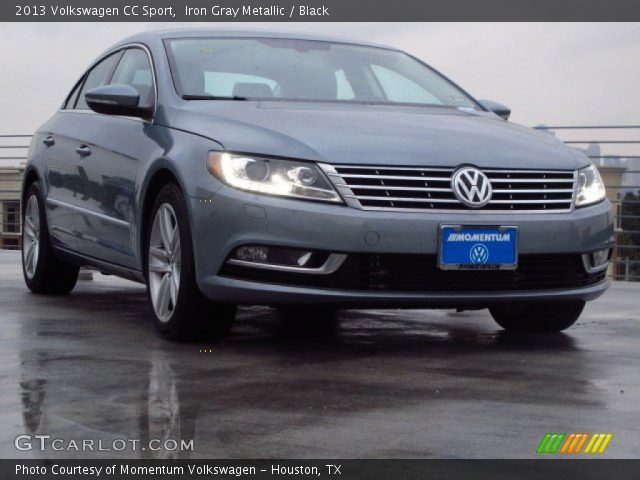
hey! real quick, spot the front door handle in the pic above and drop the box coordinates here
[76,145,91,157]
[43,136,55,147]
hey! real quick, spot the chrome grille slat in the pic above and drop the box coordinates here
[492,188,574,193]
[328,165,454,171]
[344,185,574,194]
[344,195,460,203]
[332,174,453,181]
[348,196,570,204]
[487,178,574,184]
[485,199,571,204]
[322,164,577,213]
[344,185,453,192]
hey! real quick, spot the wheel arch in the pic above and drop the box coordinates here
[21,167,42,208]
[138,162,189,275]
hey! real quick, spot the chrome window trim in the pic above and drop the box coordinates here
[226,253,348,275]
[58,42,158,123]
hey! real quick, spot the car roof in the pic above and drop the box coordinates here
[113,28,397,51]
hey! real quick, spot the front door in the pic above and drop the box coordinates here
[66,47,156,269]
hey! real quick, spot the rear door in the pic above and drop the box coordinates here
[42,121,79,251]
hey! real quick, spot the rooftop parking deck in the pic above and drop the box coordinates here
[0,250,638,458]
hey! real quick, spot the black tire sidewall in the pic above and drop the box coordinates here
[22,183,51,290]
[22,182,79,294]
[490,301,584,333]
[145,183,198,337]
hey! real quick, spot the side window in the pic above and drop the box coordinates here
[75,52,121,110]
[110,48,154,107]
[64,80,83,109]
[370,64,443,105]
[335,69,355,100]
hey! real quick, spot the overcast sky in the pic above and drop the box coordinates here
[0,22,638,136]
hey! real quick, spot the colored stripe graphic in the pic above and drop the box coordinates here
[573,433,590,453]
[537,433,566,453]
[560,433,575,453]
[538,433,613,454]
[560,433,589,453]
[584,433,613,453]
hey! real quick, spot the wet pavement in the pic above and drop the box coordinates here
[0,250,638,459]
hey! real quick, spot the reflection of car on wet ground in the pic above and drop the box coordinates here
[22,29,612,340]
[19,351,194,459]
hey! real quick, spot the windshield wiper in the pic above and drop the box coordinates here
[182,94,247,101]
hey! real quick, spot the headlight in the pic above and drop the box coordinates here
[207,152,342,203]
[575,164,606,207]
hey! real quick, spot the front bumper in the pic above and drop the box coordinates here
[190,186,613,307]
[200,275,609,308]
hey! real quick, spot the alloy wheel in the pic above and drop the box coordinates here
[22,195,40,279]
[148,203,181,322]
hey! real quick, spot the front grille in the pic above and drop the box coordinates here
[322,165,576,212]
[221,253,605,292]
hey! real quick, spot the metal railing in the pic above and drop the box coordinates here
[0,135,28,250]
[536,125,640,281]
[2,129,639,281]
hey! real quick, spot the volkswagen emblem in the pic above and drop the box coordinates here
[451,167,492,207]
[470,244,489,264]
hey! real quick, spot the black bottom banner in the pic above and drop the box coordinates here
[4,459,639,480]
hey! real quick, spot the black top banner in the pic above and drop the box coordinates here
[5,0,640,21]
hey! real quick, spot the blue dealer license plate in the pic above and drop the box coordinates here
[439,225,518,270]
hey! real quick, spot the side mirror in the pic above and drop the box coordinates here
[478,100,511,121]
[85,84,152,118]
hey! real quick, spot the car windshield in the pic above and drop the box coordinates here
[165,37,479,108]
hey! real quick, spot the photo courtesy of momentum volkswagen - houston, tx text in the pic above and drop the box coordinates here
[21,28,613,340]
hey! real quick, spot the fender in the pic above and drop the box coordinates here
[136,158,190,271]
[21,165,43,203]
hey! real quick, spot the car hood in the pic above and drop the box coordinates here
[170,101,583,170]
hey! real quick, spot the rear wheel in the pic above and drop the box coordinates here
[146,183,236,341]
[489,301,585,333]
[22,182,79,294]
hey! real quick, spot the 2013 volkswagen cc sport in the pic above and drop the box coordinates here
[22,29,613,339]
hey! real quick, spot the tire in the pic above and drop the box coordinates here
[22,182,79,294]
[489,301,585,333]
[145,183,236,341]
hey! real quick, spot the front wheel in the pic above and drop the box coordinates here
[489,301,585,333]
[146,183,236,341]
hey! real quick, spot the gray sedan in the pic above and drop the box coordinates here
[21,29,613,339]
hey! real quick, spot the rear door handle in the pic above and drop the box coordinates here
[43,136,55,147]
[76,145,91,157]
